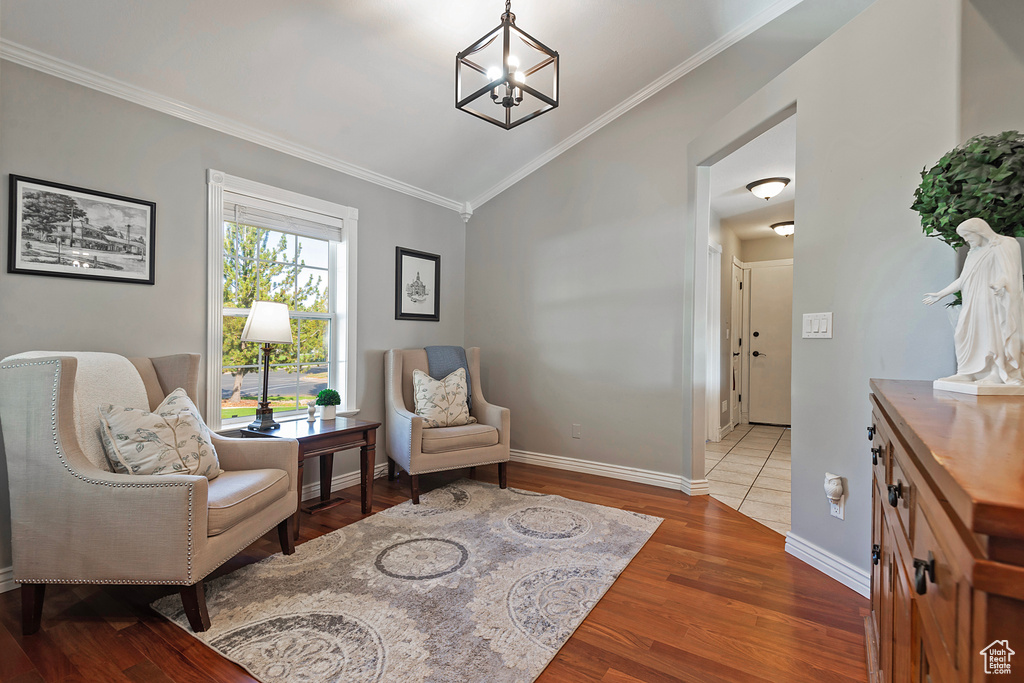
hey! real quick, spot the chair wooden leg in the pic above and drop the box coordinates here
[180,582,211,633]
[498,462,508,489]
[21,583,45,635]
[278,517,295,555]
[387,457,397,481]
[469,466,477,479]
[410,474,420,504]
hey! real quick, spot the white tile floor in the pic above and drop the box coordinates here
[706,424,791,535]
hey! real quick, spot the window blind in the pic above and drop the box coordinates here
[223,191,344,242]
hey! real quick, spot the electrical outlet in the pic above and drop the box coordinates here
[572,423,582,439]
[830,497,845,520]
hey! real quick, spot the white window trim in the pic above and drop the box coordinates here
[206,169,359,431]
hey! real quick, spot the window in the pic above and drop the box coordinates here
[206,171,358,431]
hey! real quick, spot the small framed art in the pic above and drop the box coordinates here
[8,175,156,285]
[395,246,440,321]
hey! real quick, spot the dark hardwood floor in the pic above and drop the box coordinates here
[0,463,869,683]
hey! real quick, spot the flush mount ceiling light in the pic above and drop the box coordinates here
[746,177,791,201]
[772,221,795,237]
[456,0,559,130]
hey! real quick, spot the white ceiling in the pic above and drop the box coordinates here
[1,1,859,213]
[710,114,796,240]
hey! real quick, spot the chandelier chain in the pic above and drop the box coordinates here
[505,0,511,15]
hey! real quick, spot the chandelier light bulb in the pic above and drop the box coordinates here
[513,71,525,84]
[507,55,520,69]
[746,177,791,201]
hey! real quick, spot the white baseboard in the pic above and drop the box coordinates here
[0,565,15,594]
[785,532,870,598]
[719,423,734,440]
[683,478,710,496]
[300,462,388,503]
[509,448,708,496]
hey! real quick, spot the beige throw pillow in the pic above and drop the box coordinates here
[98,388,221,479]
[413,368,477,428]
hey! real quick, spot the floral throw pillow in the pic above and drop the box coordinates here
[98,388,221,479]
[413,368,478,428]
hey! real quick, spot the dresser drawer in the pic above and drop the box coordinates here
[911,502,963,676]
[869,405,890,485]
[888,444,914,538]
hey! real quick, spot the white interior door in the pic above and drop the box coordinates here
[730,262,744,426]
[748,264,793,425]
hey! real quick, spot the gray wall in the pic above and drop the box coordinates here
[961,0,1024,138]
[463,0,874,476]
[0,63,466,570]
[466,0,960,579]
[692,0,959,573]
[740,236,794,263]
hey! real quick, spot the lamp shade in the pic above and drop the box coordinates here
[241,301,293,344]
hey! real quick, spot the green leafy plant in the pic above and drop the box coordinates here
[315,389,341,406]
[912,131,1024,249]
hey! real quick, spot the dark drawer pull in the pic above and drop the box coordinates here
[871,544,881,566]
[887,481,903,508]
[871,446,882,466]
[867,425,876,441]
[913,553,936,595]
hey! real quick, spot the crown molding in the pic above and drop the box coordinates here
[0,40,464,214]
[469,0,805,209]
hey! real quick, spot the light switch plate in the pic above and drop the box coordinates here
[802,312,834,339]
[572,424,582,439]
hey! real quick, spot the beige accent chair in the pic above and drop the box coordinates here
[0,352,298,635]
[384,347,510,502]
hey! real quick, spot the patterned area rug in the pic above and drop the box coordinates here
[152,479,662,683]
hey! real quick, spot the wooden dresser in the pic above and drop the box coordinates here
[867,380,1024,683]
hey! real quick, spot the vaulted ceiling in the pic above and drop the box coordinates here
[1,1,865,213]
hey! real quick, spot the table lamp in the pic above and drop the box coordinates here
[241,301,293,431]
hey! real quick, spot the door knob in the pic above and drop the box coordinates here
[752,351,765,357]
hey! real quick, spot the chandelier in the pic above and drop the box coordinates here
[456,0,559,130]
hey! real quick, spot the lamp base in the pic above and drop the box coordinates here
[247,407,280,432]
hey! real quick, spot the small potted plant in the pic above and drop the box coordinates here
[315,389,341,420]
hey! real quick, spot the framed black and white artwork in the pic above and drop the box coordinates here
[8,175,156,285]
[395,246,440,321]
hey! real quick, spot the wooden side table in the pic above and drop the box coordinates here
[241,417,381,540]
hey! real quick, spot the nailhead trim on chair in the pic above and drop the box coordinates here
[2,359,196,584]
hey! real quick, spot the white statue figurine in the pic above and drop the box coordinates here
[924,217,1024,394]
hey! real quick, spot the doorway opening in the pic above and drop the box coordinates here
[702,114,795,534]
